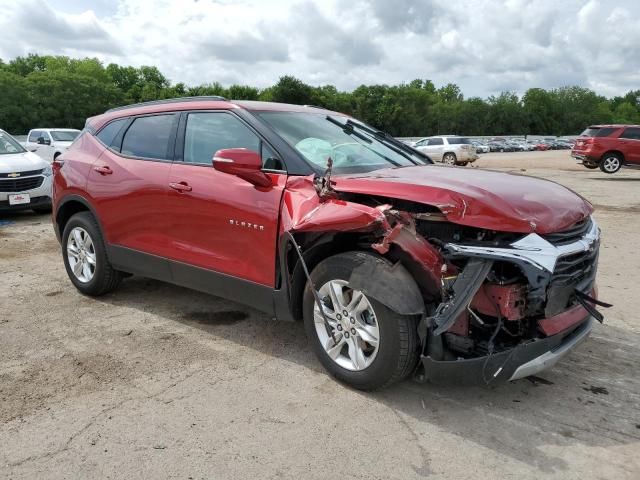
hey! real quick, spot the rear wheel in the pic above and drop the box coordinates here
[443,153,457,165]
[62,212,121,296]
[303,252,420,390]
[599,153,622,174]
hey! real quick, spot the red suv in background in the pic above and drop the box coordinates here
[572,124,640,173]
[53,97,604,390]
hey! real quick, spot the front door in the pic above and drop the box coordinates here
[166,111,286,288]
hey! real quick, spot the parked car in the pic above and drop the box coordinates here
[25,128,81,163]
[413,136,478,165]
[53,97,603,390]
[0,129,53,213]
[572,124,640,173]
[472,141,490,153]
[488,141,514,152]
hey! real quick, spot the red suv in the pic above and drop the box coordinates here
[572,124,640,173]
[53,97,605,390]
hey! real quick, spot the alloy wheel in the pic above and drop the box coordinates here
[313,280,380,371]
[602,156,620,173]
[443,153,456,165]
[67,227,96,283]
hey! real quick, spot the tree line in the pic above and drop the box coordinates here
[1,54,638,137]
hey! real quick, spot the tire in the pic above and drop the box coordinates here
[599,153,623,174]
[61,212,121,296]
[458,162,469,167]
[499,148,505,153]
[303,252,420,390]
[443,153,457,165]
[583,164,598,170]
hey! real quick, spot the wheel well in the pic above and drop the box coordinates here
[53,152,62,160]
[287,232,368,321]
[600,150,624,162]
[56,200,90,237]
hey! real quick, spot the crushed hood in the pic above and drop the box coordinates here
[332,165,593,234]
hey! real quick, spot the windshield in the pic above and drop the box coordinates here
[0,131,26,155]
[256,111,428,174]
[50,130,80,141]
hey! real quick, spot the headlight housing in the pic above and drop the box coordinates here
[43,165,53,177]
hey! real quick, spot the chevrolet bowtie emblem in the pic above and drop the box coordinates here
[7,172,20,178]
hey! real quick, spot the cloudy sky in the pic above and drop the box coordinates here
[0,0,638,98]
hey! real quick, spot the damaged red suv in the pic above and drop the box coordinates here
[53,97,605,390]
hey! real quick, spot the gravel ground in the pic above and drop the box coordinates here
[1,150,639,479]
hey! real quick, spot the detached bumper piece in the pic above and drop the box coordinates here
[419,316,593,385]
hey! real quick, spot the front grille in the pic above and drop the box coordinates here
[542,217,592,246]
[0,176,44,192]
[551,244,599,287]
[0,169,43,178]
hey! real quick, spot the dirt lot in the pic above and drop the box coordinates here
[1,150,639,479]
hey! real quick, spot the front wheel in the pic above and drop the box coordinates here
[599,153,622,174]
[303,252,419,390]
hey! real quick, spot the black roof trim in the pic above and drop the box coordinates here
[106,96,227,113]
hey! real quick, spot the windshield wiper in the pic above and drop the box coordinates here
[345,120,430,165]
[326,116,402,167]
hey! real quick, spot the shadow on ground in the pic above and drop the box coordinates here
[98,277,640,474]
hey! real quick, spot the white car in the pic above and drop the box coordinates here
[25,128,81,163]
[413,136,478,166]
[0,129,53,214]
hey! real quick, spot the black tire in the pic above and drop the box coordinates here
[61,211,121,296]
[458,162,469,167]
[303,252,420,390]
[599,153,623,174]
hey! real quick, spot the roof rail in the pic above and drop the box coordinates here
[106,96,227,113]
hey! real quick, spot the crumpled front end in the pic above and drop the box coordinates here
[278,172,606,385]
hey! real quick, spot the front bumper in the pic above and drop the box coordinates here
[420,316,593,385]
[0,175,52,212]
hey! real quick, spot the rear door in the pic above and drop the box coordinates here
[87,113,178,263]
[166,110,287,287]
[427,137,444,161]
[618,127,640,164]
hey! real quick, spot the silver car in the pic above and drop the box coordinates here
[413,136,478,166]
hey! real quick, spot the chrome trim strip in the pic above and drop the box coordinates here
[445,217,599,273]
[509,317,593,380]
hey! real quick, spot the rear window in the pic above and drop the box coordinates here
[121,114,177,160]
[580,127,617,137]
[446,137,472,145]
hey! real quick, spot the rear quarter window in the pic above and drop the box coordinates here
[96,119,128,148]
[580,127,617,137]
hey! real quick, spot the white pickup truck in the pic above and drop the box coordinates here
[25,128,81,162]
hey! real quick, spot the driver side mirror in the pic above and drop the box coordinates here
[212,148,272,188]
[37,137,51,146]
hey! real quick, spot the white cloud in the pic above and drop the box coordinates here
[0,0,638,97]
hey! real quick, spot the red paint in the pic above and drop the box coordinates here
[333,166,593,234]
[448,312,470,336]
[572,124,640,166]
[470,283,527,321]
[538,303,589,336]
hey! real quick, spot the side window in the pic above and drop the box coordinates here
[620,127,640,140]
[183,112,260,165]
[28,131,41,142]
[594,127,616,137]
[96,119,128,149]
[430,137,444,146]
[262,143,284,171]
[121,114,176,160]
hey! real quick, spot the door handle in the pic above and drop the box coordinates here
[94,166,113,175]
[169,182,192,192]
